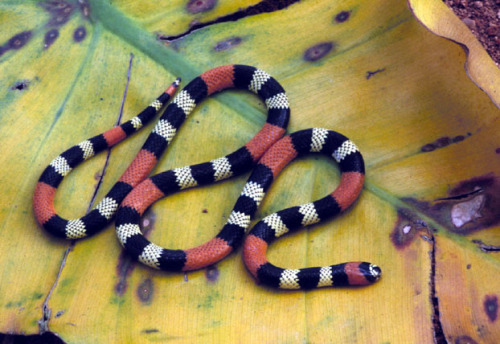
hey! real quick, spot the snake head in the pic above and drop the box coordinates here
[366,263,382,283]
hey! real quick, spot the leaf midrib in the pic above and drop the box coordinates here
[89,0,265,128]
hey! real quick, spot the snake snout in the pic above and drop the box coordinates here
[368,264,382,282]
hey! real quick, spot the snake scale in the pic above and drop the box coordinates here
[33,65,381,290]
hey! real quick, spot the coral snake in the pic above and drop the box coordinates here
[33,65,381,290]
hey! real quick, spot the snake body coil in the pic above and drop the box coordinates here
[33,79,181,239]
[33,65,289,239]
[242,129,381,289]
[33,65,381,290]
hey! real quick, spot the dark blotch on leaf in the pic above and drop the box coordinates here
[44,29,59,49]
[78,0,91,18]
[403,173,500,235]
[304,42,334,62]
[421,143,436,152]
[205,265,219,282]
[187,0,217,14]
[366,68,386,79]
[55,310,65,318]
[142,329,160,334]
[115,247,139,296]
[8,31,32,50]
[214,37,242,51]
[39,0,74,15]
[137,278,154,303]
[11,80,29,91]
[390,210,427,249]
[48,15,71,27]
[73,26,87,42]
[421,133,470,153]
[484,295,498,322]
[435,136,452,148]
[496,148,500,154]
[335,11,351,23]
[40,0,74,27]
[0,45,7,56]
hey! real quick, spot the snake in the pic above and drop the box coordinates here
[33,65,288,239]
[241,129,381,289]
[33,64,381,289]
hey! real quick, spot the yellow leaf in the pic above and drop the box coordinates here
[0,0,498,343]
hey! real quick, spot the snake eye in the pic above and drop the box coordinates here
[369,264,382,281]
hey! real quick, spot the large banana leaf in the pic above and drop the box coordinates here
[0,0,498,343]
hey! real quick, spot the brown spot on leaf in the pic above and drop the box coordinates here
[421,133,471,153]
[484,295,498,322]
[335,11,351,23]
[448,174,500,231]
[40,0,75,15]
[202,208,208,213]
[142,328,160,334]
[390,209,428,249]
[466,264,471,269]
[55,310,65,318]
[44,29,59,49]
[187,0,217,14]
[11,80,29,91]
[8,31,32,50]
[73,26,87,42]
[78,0,91,18]
[496,148,500,154]
[435,136,452,148]
[455,336,478,344]
[137,278,154,303]
[404,173,500,234]
[214,36,242,51]
[115,253,136,296]
[48,15,71,27]
[304,42,334,61]
[421,143,436,152]
[205,265,219,282]
[40,0,75,27]
[366,68,386,79]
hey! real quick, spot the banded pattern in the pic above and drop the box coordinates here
[33,78,181,239]
[115,65,290,271]
[242,128,381,289]
[34,65,290,241]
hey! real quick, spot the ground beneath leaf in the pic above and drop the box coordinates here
[443,0,500,65]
